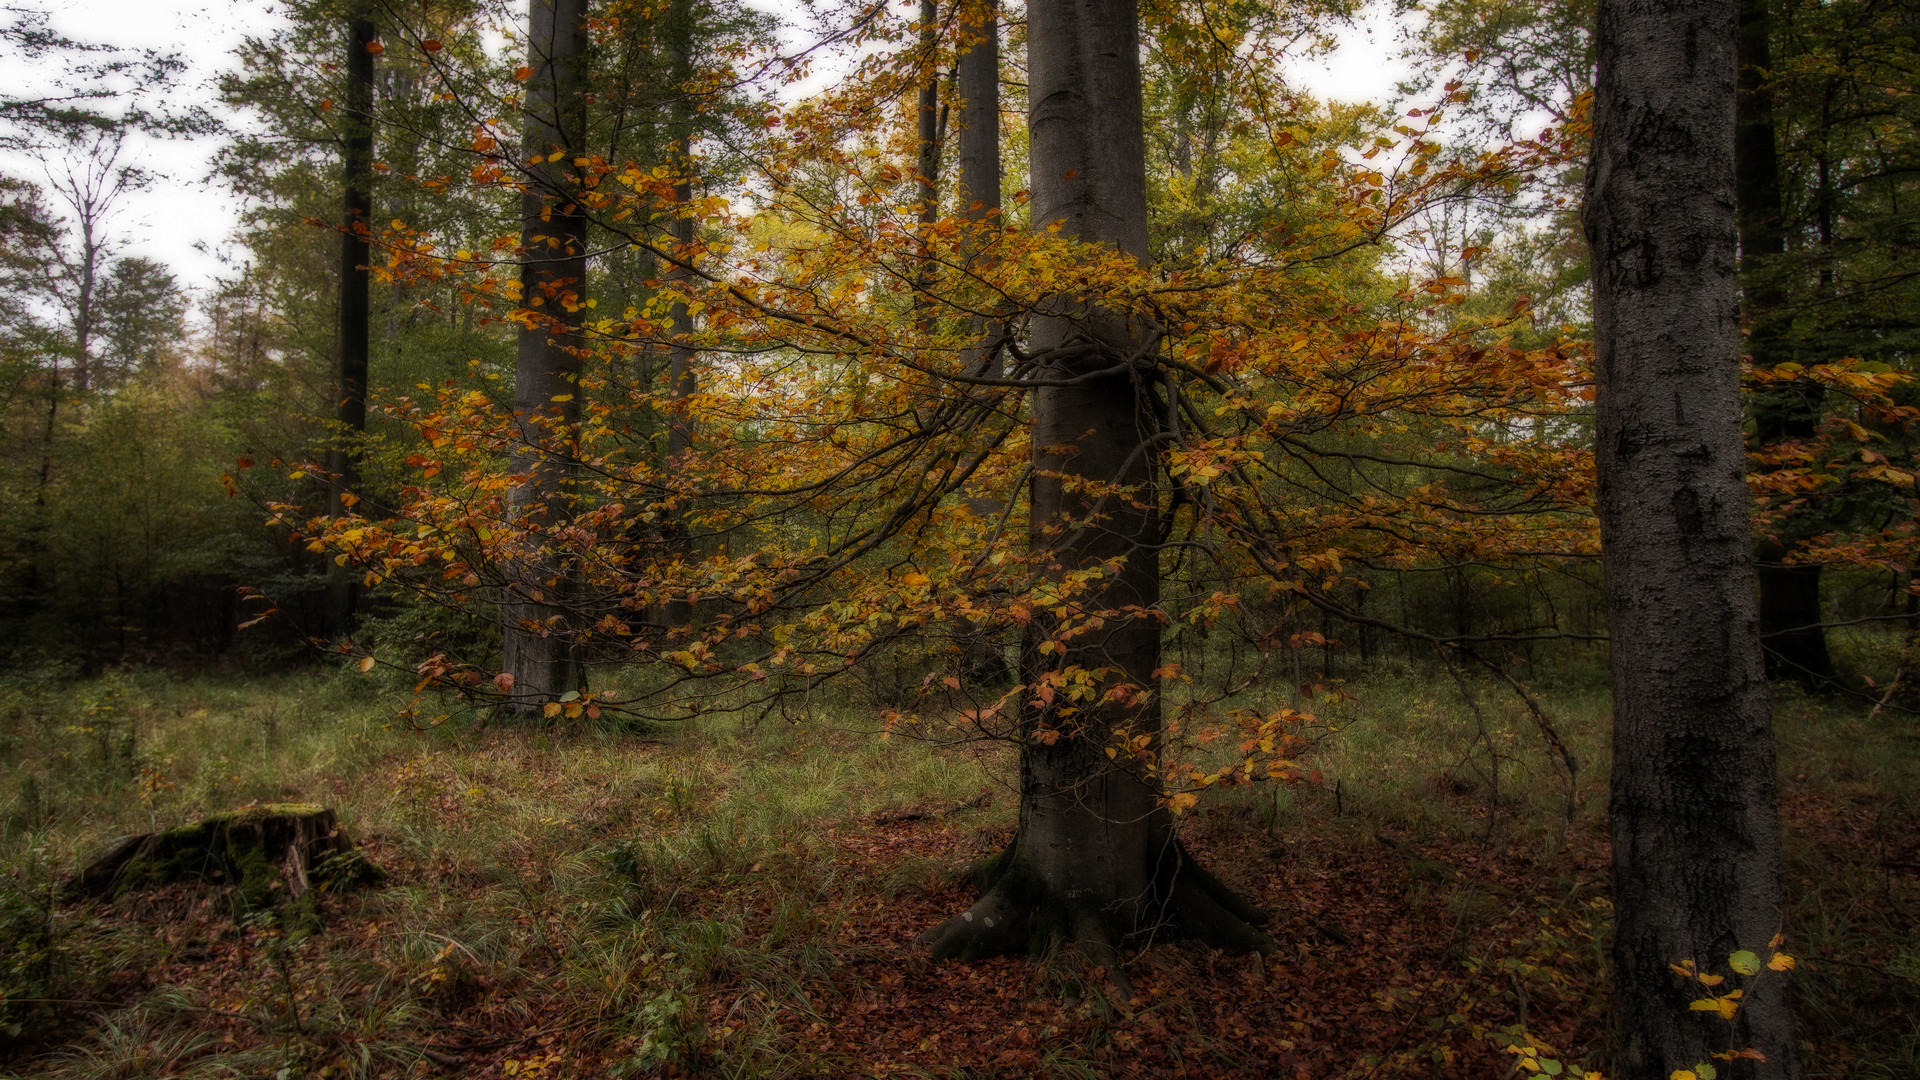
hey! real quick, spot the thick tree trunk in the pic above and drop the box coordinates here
[1587,2,1801,1077]
[1738,0,1832,688]
[921,0,1269,962]
[326,10,376,640]
[503,0,589,709]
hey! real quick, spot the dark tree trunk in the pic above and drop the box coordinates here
[954,0,1013,686]
[1738,0,1833,688]
[916,0,942,231]
[956,0,1000,228]
[661,0,696,630]
[921,0,1269,963]
[503,0,589,708]
[1587,1,1802,1077]
[326,10,376,640]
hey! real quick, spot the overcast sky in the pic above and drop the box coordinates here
[1,0,1409,299]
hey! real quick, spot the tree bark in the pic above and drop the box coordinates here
[1738,0,1832,688]
[325,10,376,640]
[503,0,589,709]
[956,0,1000,232]
[661,0,696,630]
[916,0,942,231]
[921,0,1269,962]
[954,0,1012,685]
[1587,1,1801,1076]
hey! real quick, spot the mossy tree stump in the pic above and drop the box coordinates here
[67,804,382,910]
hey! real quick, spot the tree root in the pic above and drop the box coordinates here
[920,838,1275,962]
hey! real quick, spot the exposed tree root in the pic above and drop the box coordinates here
[921,837,1274,962]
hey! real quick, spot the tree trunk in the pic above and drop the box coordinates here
[1587,2,1801,1077]
[326,10,376,640]
[921,0,1269,963]
[661,0,696,630]
[955,0,1013,686]
[1738,0,1832,688]
[916,0,941,231]
[956,0,999,229]
[503,0,589,709]
[74,223,95,395]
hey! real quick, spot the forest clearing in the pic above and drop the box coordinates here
[4,0,1920,1075]
[0,653,1913,1078]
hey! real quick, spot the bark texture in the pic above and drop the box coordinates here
[955,0,1001,226]
[921,0,1268,962]
[1736,0,1832,688]
[661,0,697,629]
[326,10,376,640]
[503,0,589,708]
[954,0,1013,685]
[1587,1,1801,1076]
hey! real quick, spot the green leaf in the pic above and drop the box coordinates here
[1728,950,1761,976]
[559,690,581,703]
[1541,1060,1564,1076]
[1697,1063,1718,1080]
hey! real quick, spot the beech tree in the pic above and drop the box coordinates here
[1586,0,1801,1075]
[326,8,377,639]
[502,0,591,708]
[921,0,1270,961]
[299,0,1591,969]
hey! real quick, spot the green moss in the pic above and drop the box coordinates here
[101,804,378,912]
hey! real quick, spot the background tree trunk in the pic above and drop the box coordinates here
[503,0,589,708]
[661,0,696,630]
[325,9,375,640]
[921,0,1267,962]
[1738,0,1833,689]
[1588,0,1801,1076]
[955,0,1011,686]
[956,0,1000,232]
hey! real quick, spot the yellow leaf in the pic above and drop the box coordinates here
[1672,1072,1698,1080]
[1767,953,1795,972]
[359,657,376,673]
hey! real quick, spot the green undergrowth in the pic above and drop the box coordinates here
[0,652,1912,1077]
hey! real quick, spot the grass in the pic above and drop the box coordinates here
[0,646,1913,1078]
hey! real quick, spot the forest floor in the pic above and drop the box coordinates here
[1,652,1915,1079]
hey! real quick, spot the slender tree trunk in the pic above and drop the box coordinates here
[917,0,941,232]
[74,227,95,395]
[956,0,1000,236]
[954,0,1012,686]
[921,0,1268,963]
[326,10,376,640]
[911,0,949,327]
[1738,0,1832,688]
[1587,1,1801,1076]
[502,0,589,708]
[661,0,696,630]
